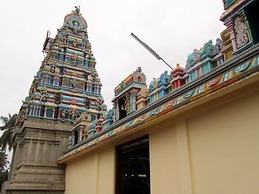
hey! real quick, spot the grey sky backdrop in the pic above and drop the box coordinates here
[0,0,225,119]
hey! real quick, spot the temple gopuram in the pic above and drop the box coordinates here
[2,6,106,194]
[3,0,259,194]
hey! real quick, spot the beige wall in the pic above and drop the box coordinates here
[148,89,259,194]
[188,90,259,194]
[64,88,259,194]
[149,123,180,194]
[65,146,115,194]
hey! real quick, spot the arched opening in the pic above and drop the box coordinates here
[85,98,90,108]
[40,105,45,117]
[118,96,127,120]
[137,76,142,82]
[54,107,59,119]
[74,129,79,145]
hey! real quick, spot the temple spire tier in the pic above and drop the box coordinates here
[4,7,106,194]
[16,7,105,127]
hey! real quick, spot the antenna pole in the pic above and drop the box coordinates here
[130,33,173,70]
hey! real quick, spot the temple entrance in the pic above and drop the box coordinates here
[116,135,150,194]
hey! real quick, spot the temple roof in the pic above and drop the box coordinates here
[113,67,146,101]
[63,6,88,31]
[58,45,259,163]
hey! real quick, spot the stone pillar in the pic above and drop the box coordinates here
[36,106,39,116]
[29,106,33,116]
[52,108,55,118]
[136,86,148,110]
[58,109,61,119]
[220,29,233,60]
[224,18,238,52]
[44,107,47,117]
[130,90,137,112]
[3,119,73,194]
[114,102,119,121]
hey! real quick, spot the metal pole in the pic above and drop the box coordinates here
[130,33,173,70]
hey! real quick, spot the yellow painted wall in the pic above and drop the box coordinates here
[188,90,259,194]
[65,146,115,194]
[65,152,97,194]
[64,87,259,194]
[148,90,259,194]
[149,123,180,194]
[97,147,115,194]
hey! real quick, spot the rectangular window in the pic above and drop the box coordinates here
[189,70,197,81]
[202,64,211,74]
[158,90,163,98]
[46,109,53,118]
[150,95,154,103]
[116,135,150,194]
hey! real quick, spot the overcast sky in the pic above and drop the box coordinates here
[0,0,225,119]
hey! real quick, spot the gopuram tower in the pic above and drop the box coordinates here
[3,7,105,194]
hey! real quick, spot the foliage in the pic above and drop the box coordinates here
[0,113,17,186]
[0,113,17,151]
[0,152,9,172]
[0,168,9,191]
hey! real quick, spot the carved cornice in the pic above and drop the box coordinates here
[57,44,259,163]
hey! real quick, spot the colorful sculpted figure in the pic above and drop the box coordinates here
[107,108,114,120]
[215,38,224,52]
[159,70,169,85]
[79,110,88,121]
[75,6,80,15]
[185,38,224,82]
[234,17,249,49]
[199,40,215,58]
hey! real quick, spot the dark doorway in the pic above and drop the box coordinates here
[74,129,78,145]
[118,96,127,120]
[40,105,45,117]
[54,107,59,119]
[245,1,259,44]
[116,135,150,194]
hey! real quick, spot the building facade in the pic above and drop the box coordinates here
[4,0,259,194]
[58,1,259,194]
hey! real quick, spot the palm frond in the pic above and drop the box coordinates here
[0,151,9,172]
[0,113,17,151]
[0,130,11,151]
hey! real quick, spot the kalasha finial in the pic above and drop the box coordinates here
[75,6,80,15]
[137,67,142,72]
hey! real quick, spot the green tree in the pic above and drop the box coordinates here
[0,151,9,171]
[0,113,17,178]
[0,165,9,191]
[0,114,17,151]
